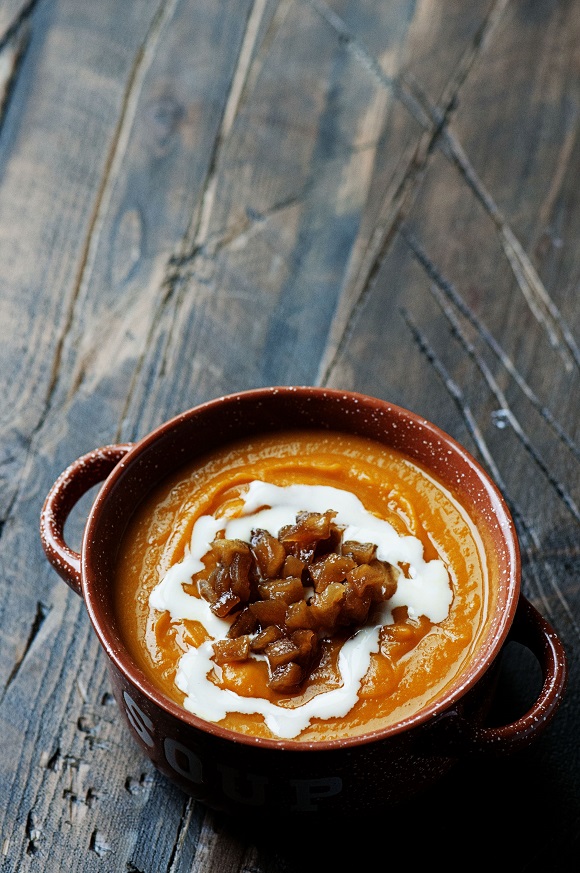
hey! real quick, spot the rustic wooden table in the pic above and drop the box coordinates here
[0,0,578,870]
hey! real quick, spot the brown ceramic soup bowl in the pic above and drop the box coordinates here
[40,387,567,819]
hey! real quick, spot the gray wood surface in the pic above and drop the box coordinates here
[0,0,578,870]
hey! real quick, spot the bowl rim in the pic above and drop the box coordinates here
[82,385,521,752]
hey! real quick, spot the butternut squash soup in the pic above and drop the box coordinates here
[114,429,488,742]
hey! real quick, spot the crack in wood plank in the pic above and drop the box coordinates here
[405,77,580,370]
[218,0,268,153]
[534,123,577,249]
[0,17,29,125]
[63,0,179,408]
[116,0,270,438]
[89,828,114,858]
[316,113,445,385]
[25,809,42,856]
[398,233,580,568]
[0,0,185,556]
[428,279,580,525]
[400,305,580,637]
[165,194,300,284]
[44,746,61,772]
[0,1,179,536]
[1,601,49,702]
[178,806,249,873]
[400,224,580,464]
[0,0,38,52]
[166,796,195,873]
[314,0,510,384]
[317,0,578,383]
[162,0,269,270]
[178,1,266,258]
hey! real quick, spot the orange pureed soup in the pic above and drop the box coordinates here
[114,429,489,742]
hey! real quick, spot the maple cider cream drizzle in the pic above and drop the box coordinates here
[114,430,489,742]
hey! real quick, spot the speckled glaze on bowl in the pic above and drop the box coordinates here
[40,387,567,819]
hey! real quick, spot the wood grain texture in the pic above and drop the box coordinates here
[0,0,578,870]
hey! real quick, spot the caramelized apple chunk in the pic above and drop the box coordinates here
[250,529,286,578]
[202,510,398,691]
[213,635,251,664]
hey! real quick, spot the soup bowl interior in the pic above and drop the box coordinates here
[83,386,519,749]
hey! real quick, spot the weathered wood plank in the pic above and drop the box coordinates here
[0,0,162,523]
[123,1,498,419]
[0,0,36,46]
[0,0,271,870]
[0,0,256,869]
[322,2,580,866]
[0,9,173,810]
[0,0,578,871]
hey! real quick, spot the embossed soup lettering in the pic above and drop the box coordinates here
[163,737,203,783]
[289,777,343,812]
[122,692,343,811]
[115,431,489,743]
[123,690,155,748]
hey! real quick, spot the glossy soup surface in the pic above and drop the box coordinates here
[114,429,490,742]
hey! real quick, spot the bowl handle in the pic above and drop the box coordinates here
[40,444,133,597]
[428,595,568,754]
